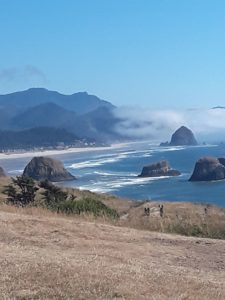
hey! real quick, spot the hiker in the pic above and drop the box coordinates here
[159,204,164,218]
[144,207,150,216]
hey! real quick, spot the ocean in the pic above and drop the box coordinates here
[1,142,225,207]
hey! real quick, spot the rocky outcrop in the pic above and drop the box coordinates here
[23,156,75,182]
[160,126,198,146]
[0,166,6,177]
[189,157,225,181]
[138,160,181,177]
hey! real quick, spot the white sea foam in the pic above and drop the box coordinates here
[7,169,24,174]
[69,154,127,169]
[105,176,170,189]
[77,175,172,193]
[94,171,138,177]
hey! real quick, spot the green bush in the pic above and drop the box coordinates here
[4,176,38,206]
[58,197,119,219]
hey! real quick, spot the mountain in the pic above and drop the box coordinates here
[10,102,77,130]
[0,88,115,116]
[67,106,124,142]
[0,88,122,143]
[0,127,84,150]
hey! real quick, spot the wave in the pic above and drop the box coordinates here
[76,175,173,193]
[7,169,24,174]
[94,171,138,177]
[69,154,127,169]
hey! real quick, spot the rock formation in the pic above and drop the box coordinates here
[160,126,198,146]
[189,157,225,181]
[0,166,6,177]
[23,156,75,182]
[138,160,180,177]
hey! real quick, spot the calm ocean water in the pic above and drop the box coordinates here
[1,142,225,207]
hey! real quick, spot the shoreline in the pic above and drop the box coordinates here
[0,143,129,160]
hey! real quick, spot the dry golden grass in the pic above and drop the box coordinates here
[119,201,225,239]
[1,177,225,299]
[0,206,225,299]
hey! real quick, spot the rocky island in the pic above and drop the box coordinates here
[160,126,198,146]
[138,160,181,177]
[23,156,75,182]
[189,156,225,181]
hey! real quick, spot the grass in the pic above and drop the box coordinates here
[119,200,225,239]
[0,177,225,299]
[58,197,119,218]
[0,206,224,299]
[1,176,225,239]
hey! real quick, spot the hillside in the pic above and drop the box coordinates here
[0,88,114,115]
[10,102,77,130]
[0,88,125,142]
[0,127,86,151]
[0,175,225,299]
[0,205,224,299]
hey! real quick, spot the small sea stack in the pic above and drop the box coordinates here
[138,160,181,177]
[23,156,75,182]
[160,126,198,146]
[189,157,225,181]
[0,166,7,177]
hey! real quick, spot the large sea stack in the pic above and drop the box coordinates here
[189,157,225,181]
[160,126,198,146]
[138,160,180,177]
[23,156,75,182]
[170,126,198,146]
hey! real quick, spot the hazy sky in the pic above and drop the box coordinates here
[1,0,225,108]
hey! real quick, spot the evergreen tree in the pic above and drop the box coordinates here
[4,176,38,206]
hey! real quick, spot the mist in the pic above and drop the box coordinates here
[113,106,225,143]
[0,65,47,88]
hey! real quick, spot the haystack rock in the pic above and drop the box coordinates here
[23,156,75,182]
[0,166,6,177]
[138,160,181,177]
[160,126,198,146]
[189,157,225,181]
[170,126,198,146]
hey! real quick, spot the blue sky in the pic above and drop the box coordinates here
[0,0,225,108]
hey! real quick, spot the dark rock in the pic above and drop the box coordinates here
[160,126,198,146]
[170,126,198,146]
[159,141,169,147]
[0,166,6,177]
[23,156,75,182]
[189,157,225,181]
[138,160,181,177]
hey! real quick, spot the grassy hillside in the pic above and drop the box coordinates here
[1,176,225,239]
[1,177,225,298]
[0,205,224,299]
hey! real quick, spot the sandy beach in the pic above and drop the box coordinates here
[0,143,129,160]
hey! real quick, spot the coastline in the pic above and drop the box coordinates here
[0,143,129,160]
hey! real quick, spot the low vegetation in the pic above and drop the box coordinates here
[1,176,225,239]
[0,176,225,299]
[3,176,119,219]
[120,201,225,240]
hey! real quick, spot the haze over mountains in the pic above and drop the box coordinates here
[0,88,123,144]
[1,88,225,149]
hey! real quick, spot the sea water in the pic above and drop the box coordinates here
[1,142,225,207]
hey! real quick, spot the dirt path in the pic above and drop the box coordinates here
[0,210,225,299]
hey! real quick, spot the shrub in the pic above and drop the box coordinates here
[4,176,38,206]
[58,197,119,219]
